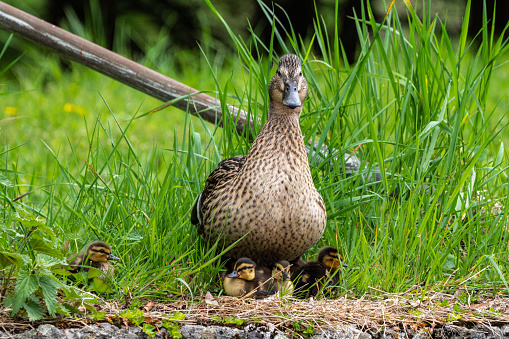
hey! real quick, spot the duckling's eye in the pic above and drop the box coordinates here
[99,249,105,254]
[276,70,281,77]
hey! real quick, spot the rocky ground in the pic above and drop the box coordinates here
[2,323,509,339]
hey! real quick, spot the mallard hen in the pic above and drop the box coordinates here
[68,240,120,281]
[191,54,326,267]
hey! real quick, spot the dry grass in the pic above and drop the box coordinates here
[2,288,508,336]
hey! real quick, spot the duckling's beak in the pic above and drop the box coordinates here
[282,271,290,281]
[108,254,121,261]
[282,80,301,109]
[342,263,348,268]
[227,270,239,278]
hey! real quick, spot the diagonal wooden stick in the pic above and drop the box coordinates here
[0,1,254,139]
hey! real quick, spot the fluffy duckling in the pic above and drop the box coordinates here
[223,258,271,297]
[191,54,326,267]
[269,260,294,296]
[68,241,121,281]
[293,247,346,299]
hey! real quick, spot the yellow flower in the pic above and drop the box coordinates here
[4,107,18,115]
[63,103,86,115]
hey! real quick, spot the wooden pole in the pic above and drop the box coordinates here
[0,1,254,139]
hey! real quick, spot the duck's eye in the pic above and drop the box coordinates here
[276,70,281,77]
[299,72,302,76]
[99,249,105,253]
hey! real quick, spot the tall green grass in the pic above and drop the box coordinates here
[1,0,509,319]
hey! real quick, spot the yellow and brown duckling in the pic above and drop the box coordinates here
[191,53,326,267]
[68,241,120,281]
[223,258,271,297]
[268,260,294,296]
[293,247,346,299]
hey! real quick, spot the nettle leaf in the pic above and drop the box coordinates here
[24,298,45,321]
[38,275,60,316]
[0,174,13,187]
[31,236,61,259]
[60,303,80,315]
[0,251,25,269]
[56,303,71,317]
[62,285,100,304]
[14,213,46,229]
[12,269,38,313]
[34,223,57,241]
[35,253,67,268]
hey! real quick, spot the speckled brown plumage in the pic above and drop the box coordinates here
[191,54,326,267]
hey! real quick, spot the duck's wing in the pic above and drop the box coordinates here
[293,263,327,298]
[68,253,84,273]
[191,155,246,231]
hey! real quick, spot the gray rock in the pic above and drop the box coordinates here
[312,328,371,338]
[5,323,168,339]
[5,323,509,339]
[179,324,288,339]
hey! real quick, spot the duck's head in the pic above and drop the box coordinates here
[272,260,291,282]
[227,258,256,281]
[318,246,347,270]
[86,241,121,263]
[269,54,308,115]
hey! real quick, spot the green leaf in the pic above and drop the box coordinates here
[0,251,25,269]
[88,267,103,279]
[14,212,46,229]
[120,309,145,326]
[94,311,106,321]
[31,237,63,259]
[0,174,12,187]
[92,277,113,293]
[24,298,46,321]
[12,269,38,313]
[56,303,72,317]
[36,253,66,268]
[142,324,157,338]
[38,275,60,316]
[60,302,81,315]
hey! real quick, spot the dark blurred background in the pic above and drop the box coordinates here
[3,0,508,65]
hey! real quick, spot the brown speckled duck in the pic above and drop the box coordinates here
[68,241,121,281]
[293,246,346,298]
[191,54,326,267]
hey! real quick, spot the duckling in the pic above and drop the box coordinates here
[268,260,294,296]
[293,247,346,299]
[68,241,121,282]
[223,258,271,297]
[191,54,326,267]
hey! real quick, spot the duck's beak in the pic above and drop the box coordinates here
[108,254,121,261]
[283,80,301,109]
[282,271,290,281]
[227,270,239,278]
[342,263,348,268]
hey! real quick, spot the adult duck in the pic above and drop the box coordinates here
[191,54,326,267]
